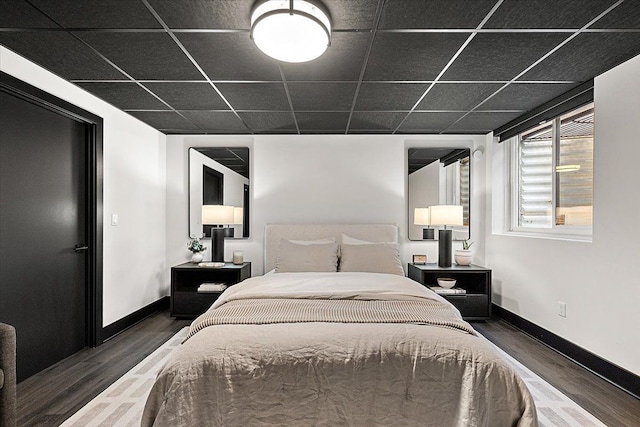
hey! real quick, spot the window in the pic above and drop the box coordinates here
[508,103,594,239]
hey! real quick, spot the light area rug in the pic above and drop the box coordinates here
[61,327,606,427]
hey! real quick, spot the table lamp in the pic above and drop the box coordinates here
[414,207,434,240]
[202,205,234,262]
[429,205,463,267]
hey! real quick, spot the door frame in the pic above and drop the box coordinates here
[0,71,103,347]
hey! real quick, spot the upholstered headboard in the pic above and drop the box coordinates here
[264,223,398,272]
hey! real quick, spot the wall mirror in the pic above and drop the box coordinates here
[189,147,250,239]
[408,147,470,241]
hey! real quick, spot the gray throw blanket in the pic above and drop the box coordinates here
[186,298,476,341]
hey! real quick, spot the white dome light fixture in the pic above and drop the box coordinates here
[250,0,331,63]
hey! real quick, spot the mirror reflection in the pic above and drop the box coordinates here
[189,147,250,239]
[408,148,470,241]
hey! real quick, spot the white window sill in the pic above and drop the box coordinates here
[494,229,592,243]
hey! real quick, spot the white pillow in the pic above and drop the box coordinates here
[341,233,396,245]
[341,234,374,245]
[289,237,336,245]
[338,243,404,276]
[275,240,339,273]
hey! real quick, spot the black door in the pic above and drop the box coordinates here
[0,89,88,381]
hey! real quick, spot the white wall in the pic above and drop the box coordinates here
[165,134,487,278]
[1,47,168,327]
[485,54,640,375]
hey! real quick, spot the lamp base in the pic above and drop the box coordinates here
[422,228,435,240]
[210,228,226,262]
[438,229,452,267]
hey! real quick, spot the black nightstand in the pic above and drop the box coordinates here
[408,263,491,320]
[170,262,251,318]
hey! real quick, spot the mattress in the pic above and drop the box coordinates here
[142,272,537,426]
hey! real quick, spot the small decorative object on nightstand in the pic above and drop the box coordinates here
[437,278,456,288]
[455,240,473,266]
[171,262,251,318]
[408,263,491,320]
[412,254,427,265]
[187,236,206,263]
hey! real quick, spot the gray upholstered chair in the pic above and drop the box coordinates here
[0,323,17,427]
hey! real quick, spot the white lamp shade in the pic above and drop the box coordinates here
[414,207,431,226]
[429,205,463,226]
[233,207,243,225]
[251,0,331,63]
[202,205,234,225]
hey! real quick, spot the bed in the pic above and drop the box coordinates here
[143,224,537,426]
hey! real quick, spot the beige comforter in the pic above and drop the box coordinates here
[142,272,537,426]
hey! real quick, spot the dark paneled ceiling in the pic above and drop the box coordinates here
[1,0,639,135]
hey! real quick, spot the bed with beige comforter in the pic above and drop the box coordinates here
[142,272,537,426]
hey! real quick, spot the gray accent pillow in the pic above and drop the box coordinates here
[338,243,404,276]
[275,240,339,272]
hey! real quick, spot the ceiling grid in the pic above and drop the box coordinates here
[1,0,639,135]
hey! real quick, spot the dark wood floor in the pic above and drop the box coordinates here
[472,320,640,427]
[15,313,639,426]
[15,311,189,426]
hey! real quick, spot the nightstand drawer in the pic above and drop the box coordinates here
[444,295,490,320]
[172,291,222,317]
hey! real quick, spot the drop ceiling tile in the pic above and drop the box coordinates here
[179,111,249,131]
[591,1,640,28]
[143,82,228,110]
[0,31,126,80]
[28,0,161,28]
[217,83,289,110]
[441,33,568,81]
[177,33,281,81]
[518,32,640,82]
[354,83,429,110]
[379,0,497,29]
[148,0,253,29]
[398,112,465,132]
[295,112,350,131]
[364,33,469,81]
[75,82,169,110]
[349,112,406,131]
[281,32,370,81]
[238,112,297,131]
[485,0,614,29]
[288,83,357,111]
[417,83,504,110]
[479,83,578,111]
[128,111,199,131]
[0,0,58,27]
[322,0,379,30]
[75,32,202,80]
[147,0,378,31]
[444,112,523,132]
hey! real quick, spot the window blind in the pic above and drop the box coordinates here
[518,125,553,227]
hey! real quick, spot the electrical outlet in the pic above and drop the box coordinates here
[558,302,566,317]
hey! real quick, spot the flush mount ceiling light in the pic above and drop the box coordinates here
[250,0,331,63]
